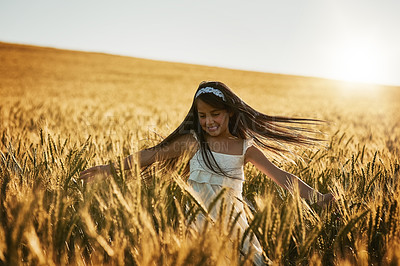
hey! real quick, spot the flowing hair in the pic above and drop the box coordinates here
[143,81,324,178]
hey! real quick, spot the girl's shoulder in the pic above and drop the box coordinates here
[243,137,254,154]
[182,131,200,148]
[189,129,199,142]
[177,131,199,147]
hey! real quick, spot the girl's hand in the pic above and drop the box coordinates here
[79,164,111,183]
[317,193,335,207]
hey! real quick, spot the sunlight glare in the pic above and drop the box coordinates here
[328,38,387,86]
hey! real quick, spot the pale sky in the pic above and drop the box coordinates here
[1,0,399,86]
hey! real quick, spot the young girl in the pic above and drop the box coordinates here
[80,81,334,265]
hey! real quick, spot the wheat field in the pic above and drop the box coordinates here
[1,42,400,265]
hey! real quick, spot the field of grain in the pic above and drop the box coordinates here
[1,42,400,265]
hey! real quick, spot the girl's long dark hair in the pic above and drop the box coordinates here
[144,81,324,178]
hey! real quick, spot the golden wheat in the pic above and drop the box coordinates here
[1,42,399,265]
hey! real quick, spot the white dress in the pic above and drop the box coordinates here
[187,136,269,265]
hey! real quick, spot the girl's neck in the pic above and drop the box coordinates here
[206,132,238,141]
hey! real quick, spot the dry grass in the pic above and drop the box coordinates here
[1,41,400,265]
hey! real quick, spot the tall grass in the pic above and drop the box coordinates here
[1,42,400,265]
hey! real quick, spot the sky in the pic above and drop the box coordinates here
[1,0,400,86]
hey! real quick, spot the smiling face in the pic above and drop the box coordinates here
[196,99,232,138]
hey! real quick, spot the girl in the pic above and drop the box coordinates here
[80,81,334,265]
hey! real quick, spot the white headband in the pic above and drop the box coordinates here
[195,87,226,101]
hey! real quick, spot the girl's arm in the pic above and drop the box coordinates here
[137,133,197,168]
[80,134,197,182]
[245,145,333,205]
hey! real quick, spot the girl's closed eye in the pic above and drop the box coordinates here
[198,112,220,118]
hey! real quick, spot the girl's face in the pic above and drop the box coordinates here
[196,99,232,137]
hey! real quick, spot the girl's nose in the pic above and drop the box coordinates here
[205,116,213,125]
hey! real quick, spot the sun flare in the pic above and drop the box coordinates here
[328,38,387,85]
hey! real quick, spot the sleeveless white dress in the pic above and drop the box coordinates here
[187,136,269,265]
